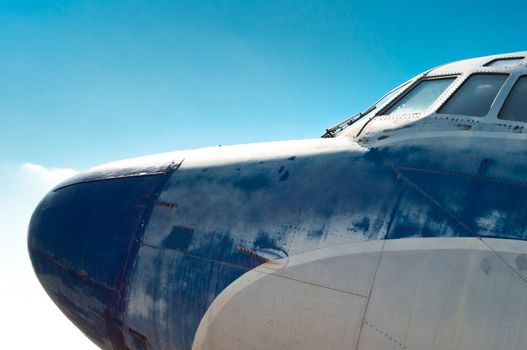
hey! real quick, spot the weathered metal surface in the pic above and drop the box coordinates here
[124,138,401,350]
[194,238,527,350]
[28,51,527,350]
[356,238,527,350]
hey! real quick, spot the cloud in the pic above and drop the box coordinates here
[0,163,96,349]
[20,162,77,188]
[0,162,78,238]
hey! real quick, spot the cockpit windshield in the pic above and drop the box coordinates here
[383,77,456,116]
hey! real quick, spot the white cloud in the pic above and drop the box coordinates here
[0,163,78,227]
[20,162,78,188]
[0,163,96,350]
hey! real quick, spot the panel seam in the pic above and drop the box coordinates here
[353,239,386,350]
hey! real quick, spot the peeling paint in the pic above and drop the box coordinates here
[232,173,271,191]
[163,226,194,252]
[279,170,290,181]
[515,254,527,270]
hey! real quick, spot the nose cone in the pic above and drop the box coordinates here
[28,174,166,349]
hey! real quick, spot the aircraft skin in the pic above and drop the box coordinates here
[28,52,527,350]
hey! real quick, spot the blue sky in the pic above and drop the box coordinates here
[2,0,525,169]
[0,1,525,348]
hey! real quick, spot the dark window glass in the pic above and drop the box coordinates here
[438,74,508,117]
[499,76,527,122]
[484,57,524,68]
[384,77,456,116]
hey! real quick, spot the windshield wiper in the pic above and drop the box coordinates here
[321,105,376,138]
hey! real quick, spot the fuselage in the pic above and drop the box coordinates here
[29,52,527,349]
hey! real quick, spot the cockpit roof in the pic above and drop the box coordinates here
[428,52,527,76]
[324,51,527,139]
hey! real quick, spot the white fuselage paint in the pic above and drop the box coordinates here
[193,238,527,350]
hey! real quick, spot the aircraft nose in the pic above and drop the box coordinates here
[28,174,166,349]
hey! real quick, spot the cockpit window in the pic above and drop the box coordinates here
[438,74,508,117]
[383,77,456,116]
[484,57,524,68]
[499,76,527,122]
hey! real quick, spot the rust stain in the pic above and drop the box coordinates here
[156,201,177,209]
[236,246,269,262]
[32,240,117,293]
[127,326,148,342]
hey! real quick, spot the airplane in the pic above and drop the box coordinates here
[28,51,527,350]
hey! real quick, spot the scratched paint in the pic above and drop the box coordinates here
[125,142,401,349]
